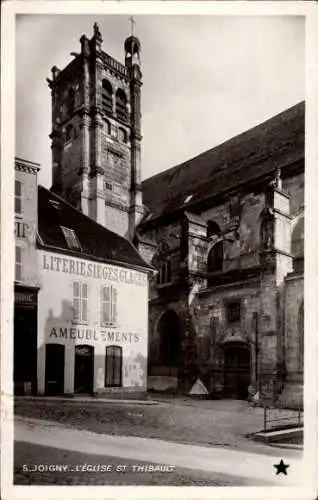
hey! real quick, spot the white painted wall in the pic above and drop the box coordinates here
[37,250,149,395]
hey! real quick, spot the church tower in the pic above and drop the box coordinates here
[47,23,144,239]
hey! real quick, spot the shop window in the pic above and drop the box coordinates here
[60,226,81,250]
[115,89,128,122]
[73,281,88,322]
[227,301,241,324]
[15,246,22,282]
[105,345,122,387]
[118,127,127,143]
[157,260,172,286]
[15,180,23,215]
[101,285,117,326]
[102,80,113,115]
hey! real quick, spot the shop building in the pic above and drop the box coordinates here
[14,158,41,395]
[37,186,152,397]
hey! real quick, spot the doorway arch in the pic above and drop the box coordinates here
[223,343,250,399]
[158,309,180,368]
[74,345,94,394]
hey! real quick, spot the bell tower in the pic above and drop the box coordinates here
[47,23,144,239]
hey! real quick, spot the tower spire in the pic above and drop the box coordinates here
[129,16,136,36]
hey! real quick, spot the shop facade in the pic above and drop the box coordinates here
[36,186,152,397]
[14,158,40,395]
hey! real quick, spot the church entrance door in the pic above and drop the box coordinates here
[223,344,250,399]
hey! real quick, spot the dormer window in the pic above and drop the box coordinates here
[49,199,62,210]
[60,226,81,250]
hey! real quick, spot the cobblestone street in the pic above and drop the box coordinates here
[13,397,302,486]
[14,396,301,454]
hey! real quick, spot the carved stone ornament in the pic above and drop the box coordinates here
[260,208,274,251]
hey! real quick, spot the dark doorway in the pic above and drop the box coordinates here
[45,344,65,395]
[157,309,180,375]
[105,346,122,387]
[74,345,94,394]
[223,344,250,399]
[14,308,37,395]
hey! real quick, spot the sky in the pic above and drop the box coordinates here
[15,14,305,188]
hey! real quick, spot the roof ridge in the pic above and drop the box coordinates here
[142,101,304,187]
[38,185,153,271]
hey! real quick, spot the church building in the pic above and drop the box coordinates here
[44,24,304,408]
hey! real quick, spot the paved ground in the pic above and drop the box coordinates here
[14,441,242,486]
[14,396,302,454]
[14,416,301,486]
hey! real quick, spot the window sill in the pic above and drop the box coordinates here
[71,320,89,326]
[101,323,117,328]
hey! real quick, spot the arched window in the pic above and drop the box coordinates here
[157,260,172,286]
[291,216,304,272]
[105,345,122,387]
[207,221,223,283]
[115,89,128,122]
[104,119,111,135]
[102,80,113,115]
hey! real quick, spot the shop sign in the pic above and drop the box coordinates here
[15,220,31,239]
[15,291,37,306]
[49,327,140,343]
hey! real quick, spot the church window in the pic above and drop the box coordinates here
[291,216,304,272]
[118,127,127,143]
[226,301,241,324]
[157,260,172,286]
[102,80,113,115]
[104,119,111,135]
[67,87,75,113]
[60,226,81,250]
[207,221,223,281]
[115,89,128,122]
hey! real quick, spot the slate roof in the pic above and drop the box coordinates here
[142,102,305,222]
[37,186,153,272]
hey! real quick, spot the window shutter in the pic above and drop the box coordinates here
[81,283,88,322]
[112,286,117,324]
[73,282,80,320]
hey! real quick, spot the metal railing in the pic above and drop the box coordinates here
[263,406,303,432]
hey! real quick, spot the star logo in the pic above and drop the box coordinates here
[274,459,290,475]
